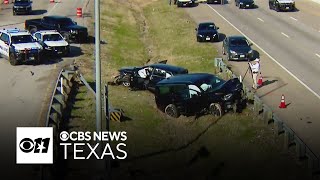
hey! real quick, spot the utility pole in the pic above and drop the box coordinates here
[95,0,102,143]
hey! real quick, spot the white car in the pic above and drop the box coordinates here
[33,30,70,56]
[0,28,43,65]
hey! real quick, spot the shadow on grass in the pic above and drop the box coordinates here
[127,115,224,161]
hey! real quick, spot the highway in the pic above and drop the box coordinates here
[185,0,320,158]
[0,0,89,178]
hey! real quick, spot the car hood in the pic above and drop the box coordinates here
[67,25,88,31]
[278,0,294,3]
[229,46,251,53]
[198,29,218,34]
[44,40,68,47]
[14,2,30,6]
[12,43,42,50]
[214,78,242,94]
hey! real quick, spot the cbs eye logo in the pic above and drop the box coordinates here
[19,138,50,153]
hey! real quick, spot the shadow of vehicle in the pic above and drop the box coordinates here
[31,10,47,15]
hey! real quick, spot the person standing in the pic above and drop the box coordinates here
[248,58,260,90]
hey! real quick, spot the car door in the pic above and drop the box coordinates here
[0,33,10,57]
[149,68,167,88]
[183,84,204,114]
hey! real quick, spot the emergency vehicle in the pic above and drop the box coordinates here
[33,30,70,56]
[0,28,43,65]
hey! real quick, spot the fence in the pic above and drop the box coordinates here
[214,57,320,176]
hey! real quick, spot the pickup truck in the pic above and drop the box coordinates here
[25,16,88,43]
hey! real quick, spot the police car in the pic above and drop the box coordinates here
[0,28,43,66]
[33,30,70,56]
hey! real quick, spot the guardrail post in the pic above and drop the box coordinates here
[273,115,284,135]
[294,136,306,160]
[253,95,263,115]
[262,105,273,124]
[283,125,295,150]
[306,148,320,172]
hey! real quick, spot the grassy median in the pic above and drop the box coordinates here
[69,0,310,179]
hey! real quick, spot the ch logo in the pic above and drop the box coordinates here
[19,138,50,153]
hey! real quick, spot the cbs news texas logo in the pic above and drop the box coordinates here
[16,127,53,164]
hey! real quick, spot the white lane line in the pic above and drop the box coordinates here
[290,16,298,21]
[281,32,290,38]
[48,1,60,15]
[316,53,320,58]
[206,4,320,100]
[257,18,264,22]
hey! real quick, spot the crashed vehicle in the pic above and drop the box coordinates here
[154,73,244,118]
[112,62,188,92]
[175,0,195,7]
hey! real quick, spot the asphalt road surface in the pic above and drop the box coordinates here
[0,0,89,178]
[184,0,320,158]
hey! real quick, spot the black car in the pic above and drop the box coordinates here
[235,0,255,9]
[196,22,219,42]
[155,73,244,118]
[222,36,253,61]
[112,62,188,92]
[25,16,89,43]
[13,0,32,15]
[269,0,295,12]
[207,0,222,4]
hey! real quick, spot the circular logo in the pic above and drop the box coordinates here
[60,131,69,141]
[19,138,35,153]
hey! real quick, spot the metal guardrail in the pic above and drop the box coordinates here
[214,58,320,175]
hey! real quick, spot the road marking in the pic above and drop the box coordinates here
[257,18,264,22]
[281,32,290,38]
[206,4,320,100]
[48,1,60,15]
[290,17,298,21]
[316,53,320,58]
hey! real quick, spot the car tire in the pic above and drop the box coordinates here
[226,53,231,61]
[33,55,41,65]
[29,27,37,34]
[197,37,200,42]
[9,53,18,66]
[209,103,222,117]
[13,11,16,16]
[275,6,279,12]
[165,104,180,118]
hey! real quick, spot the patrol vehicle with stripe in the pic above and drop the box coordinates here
[33,30,70,57]
[0,29,43,65]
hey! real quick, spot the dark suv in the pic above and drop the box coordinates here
[269,0,295,12]
[222,36,253,61]
[196,22,219,42]
[13,0,32,15]
[155,73,244,118]
[235,0,255,9]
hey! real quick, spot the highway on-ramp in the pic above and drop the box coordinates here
[184,0,320,158]
[0,0,89,178]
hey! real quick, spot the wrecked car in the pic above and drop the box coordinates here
[112,62,188,92]
[154,73,245,118]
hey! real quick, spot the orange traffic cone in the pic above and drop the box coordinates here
[279,94,286,108]
[4,0,9,4]
[257,73,263,86]
[50,0,54,3]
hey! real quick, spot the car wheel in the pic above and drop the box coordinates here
[197,37,200,42]
[33,55,41,65]
[9,53,18,66]
[165,104,180,118]
[29,27,37,34]
[13,11,16,16]
[209,103,222,117]
[275,6,279,12]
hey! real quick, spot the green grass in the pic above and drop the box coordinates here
[69,0,310,179]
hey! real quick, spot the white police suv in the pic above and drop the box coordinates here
[0,28,43,65]
[33,30,70,57]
